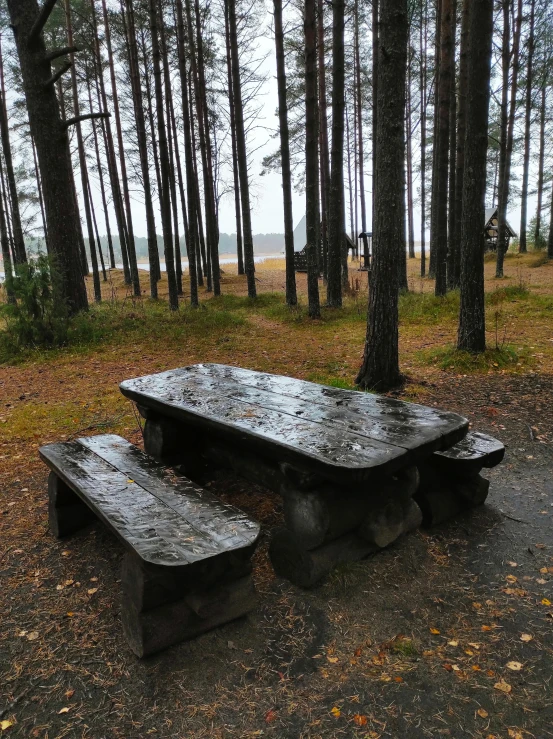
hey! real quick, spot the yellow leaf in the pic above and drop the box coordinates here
[0,720,15,731]
[87,588,98,595]
[539,567,548,574]
[505,575,517,583]
[319,668,329,679]
[520,633,533,642]
[542,598,551,606]
[494,679,512,694]
[481,625,492,632]
[27,632,39,641]
[127,479,135,484]
[66,612,74,618]
[330,706,341,718]
[468,643,481,650]
[353,714,368,726]
[508,730,523,739]
[447,640,459,647]
[477,708,488,718]
[506,661,523,671]
[58,707,70,714]
[430,628,440,635]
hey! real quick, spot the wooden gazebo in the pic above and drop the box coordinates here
[484,208,517,250]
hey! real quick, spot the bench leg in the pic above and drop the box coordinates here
[48,472,95,538]
[415,463,490,527]
[120,553,257,657]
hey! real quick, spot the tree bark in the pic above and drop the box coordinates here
[452,0,469,287]
[519,0,535,254]
[225,0,255,298]
[420,0,427,277]
[304,0,321,318]
[318,0,330,281]
[457,0,493,352]
[0,38,26,265]
[535,84,546,245]
[356,0,407,390]
[406,52,415,260]
[355,0,369,267]
[7,0,88,313]
[273,0,297,306]
[445,0,457,289]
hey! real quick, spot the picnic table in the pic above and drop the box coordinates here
[120,364,476,586]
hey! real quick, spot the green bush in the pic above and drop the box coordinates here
[0,255,69,355]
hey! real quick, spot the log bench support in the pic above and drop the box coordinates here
[41,435,260,657]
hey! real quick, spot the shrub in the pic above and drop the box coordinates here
[0,255,69,356]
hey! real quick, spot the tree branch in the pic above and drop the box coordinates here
[28,0,60,45]
[43,61,71,88]
[45,46,79,62]
[62,112,111,129]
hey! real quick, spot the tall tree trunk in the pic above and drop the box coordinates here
[355,0,369,267]
[327,0,345,305]
[446,0,457,289]
[535,84,546,245]
[0,177,15,302]
[457,0,493,352]
[434,0,453,296]
[519,0,535,254]
[420,0,428,277]
[65,0,102,303]
[88,175,107,282]
[273,0,297,306]
[346,102,355,246]
[429,0,442,279]
[318,0,330,281]
[548,183,553,259]
[452,0,469,287]
[31,133,48,252]
[149,0,178,309]
[0,38,26,264]
[102,0,140,293]
[357,0,407,390]
[225,0,255,298]
[406,53,415,260]
[304,0,321,318]
[496,0,522,278]
[123,0,159,297]
[175,0,199,306]
[224,0,244,276]
[6,0,88,313]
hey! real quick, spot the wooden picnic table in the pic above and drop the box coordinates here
[120,364,470,586]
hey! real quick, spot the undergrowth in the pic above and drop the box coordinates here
[419,345,531,373]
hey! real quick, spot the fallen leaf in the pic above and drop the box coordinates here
[481,625,492,632]
[430,628,440,635]
[0,720,15,731]
[66,612,74,618]
[472,602,482,609]
[327,656,339,664]
[506,661,523,671]
[539,567,548,574]
[27,632,39,641]
[447,640,459,647]
[65,689,74,699]
[87,588,98,595]
[494,679,512,694]
[508,730,523,739]
[319,668,329,678]
[520,634,533,642]
[330,706,341,718]
[443,663,453,672]
[264,709,277,724]
[468,643,481,650]
[505,575,517,583]
[541,598,551,606]
[451,665,461,672]
[58,707,70,715]
[127,479,135,483]
[353,714,368,726]
[64,580,74,587]
[536,578,547,584]
[227,640,236,650]
[508,561,518,567]
[477,708,489,718]
[394,676,403,682]
[472,665,481,671]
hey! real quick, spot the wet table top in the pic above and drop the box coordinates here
[120,364,469,482]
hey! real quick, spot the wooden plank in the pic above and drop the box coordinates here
[39,436,259,567]
[120,365,468,479]
[433,431,505,467]
[120,373,410,480]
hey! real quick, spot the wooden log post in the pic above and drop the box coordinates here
[121,553,257,657]
[48,471,96,537]
[143,416,207,479]
[414,461,490,527]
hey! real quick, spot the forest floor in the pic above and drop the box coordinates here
[1,252,553,738]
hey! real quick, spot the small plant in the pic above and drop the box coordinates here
[0,255,69,357]
[392,637,419,658]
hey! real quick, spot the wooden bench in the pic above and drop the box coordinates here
[39,434,260,657]
[415,432,505,526]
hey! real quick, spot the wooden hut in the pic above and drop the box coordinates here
[484,208,517,250]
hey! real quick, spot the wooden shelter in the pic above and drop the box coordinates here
[484,208,517,250]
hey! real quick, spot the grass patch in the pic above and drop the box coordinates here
[0,299,246,365]
[419,344,528,373]
[398,290,459,325]
[392,637,419,658]
[486,284,529,304]
[305,373,357,390]
[528,251,550,268]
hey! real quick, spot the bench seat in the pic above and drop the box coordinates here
[39,434,260,657]
[415,432,505,526]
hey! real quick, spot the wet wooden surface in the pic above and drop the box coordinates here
[39,434,260,567]
[120,364,469,481]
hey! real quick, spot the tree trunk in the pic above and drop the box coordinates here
[406,53,415,260]
[304,0,321,318]
[101,0,140,294]
[327,0,346,305]
[123,0,158,298]
[224,0,244,276]
[429,0,442,280]
[6,0,88,313]
[0,38,26,265]
[446,0,457,289]
[356,0,407,390]
[434,0,453,296]
[149,0,178,310]
[31,132,48,252]
[548,183,553,259]
[420,0,427,277]
[457,0,493,352]
[225,0,255,298]
[175,0,199,306]
[355,0,369,267]
[273,0,297,306]
[318,0,331,281]
[535,84,546,245]
[519,0,535,254]
[496,0,522,278]
[452,0,469,288]
[0,177,15,301]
